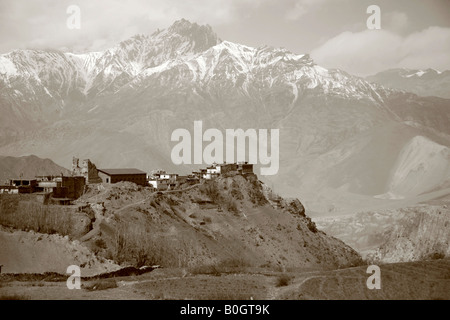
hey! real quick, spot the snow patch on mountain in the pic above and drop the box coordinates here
[0,56,18,76]
[402,68,442,78]
[405,70,425,78]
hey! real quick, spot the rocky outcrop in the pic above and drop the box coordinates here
[367,205,450,263]
[280,198,306,217]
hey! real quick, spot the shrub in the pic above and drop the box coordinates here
[428,252,445,260]
[0,196,75,237]
[189,258,252,275]
[94,238,107,249]
[276,274,292,287]
[230,181,244,200]
[111,223,191,268]
[217,257,252,273]
[225,198,239,214]
[230,188,244,200]
[189,264,221,276]
[199,182,220,201]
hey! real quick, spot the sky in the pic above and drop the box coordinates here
[0,0,449,76]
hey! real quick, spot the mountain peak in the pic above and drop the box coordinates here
[166,19,221,52]
[168,19,198,31]
[168,18,210,34]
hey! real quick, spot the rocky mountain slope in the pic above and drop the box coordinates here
[1,19,450,212]
[367,68,450,99]
[368,205,450,263]
[315,203,450,262]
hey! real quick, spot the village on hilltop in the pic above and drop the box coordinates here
[0,157,254,205]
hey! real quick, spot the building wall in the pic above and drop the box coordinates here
[240,164,254,174]
[38,181,58,188]
[203,173,212,180]
[11,180,37,193]
[0,186,18,194]
[98,171,111,184]
[176,176,188,185]
[207,166,220,174]
[53,186,69,198]
[98,172,147,186]
[157,183,169,191]
[72,157,102,184]
[62,176,86,199]
[148,179,169,190]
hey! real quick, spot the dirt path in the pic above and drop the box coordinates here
[79,212,102,242]
[118,275,189,287]
[80,184,201,242]
[115,183,201,213]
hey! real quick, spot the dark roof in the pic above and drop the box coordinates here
[98,168,147,176]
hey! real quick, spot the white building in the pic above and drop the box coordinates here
[148,178,169,191]
[206,164,221,174]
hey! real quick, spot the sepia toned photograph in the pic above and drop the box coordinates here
[0,0,449,306]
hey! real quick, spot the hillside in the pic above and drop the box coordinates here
[0,155,70,183]
[76,174,362,270]
[0,174,362,274]
[0,227,120,276]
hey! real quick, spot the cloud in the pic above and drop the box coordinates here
[285,0,327,20]
[384,11,409,32]
[311,26,450,76]
[0,0,264,53]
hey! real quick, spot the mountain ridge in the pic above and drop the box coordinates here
[0,154,70,182]
[367,68,450,99]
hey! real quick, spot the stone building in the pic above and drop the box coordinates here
[72,157,102,184]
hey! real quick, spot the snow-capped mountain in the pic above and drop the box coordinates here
[367,68,450,99]
[0,19,221,126]
[1,19,450,212]
[1,18,386,114]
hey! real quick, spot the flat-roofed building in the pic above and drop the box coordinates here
[0,185,18,194]
[97,168,147,186]
[238,163,254,174]
[10,178,37,193]
[148,178,169,191]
